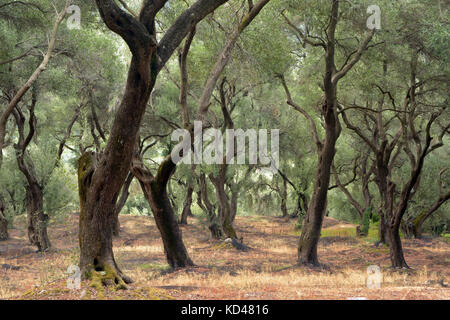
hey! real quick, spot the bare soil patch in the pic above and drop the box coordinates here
[1,214,448,300]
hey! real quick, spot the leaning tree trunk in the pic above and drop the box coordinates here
[179,184,194,225]
[137,179,194,268]
[131,152,194,269]
[0,195,8,241]
[77,52,155,285]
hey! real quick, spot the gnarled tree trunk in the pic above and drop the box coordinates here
[77,50,155,285]
[131,154,194,268]
[77,151,132,286]
[13,96,51,251]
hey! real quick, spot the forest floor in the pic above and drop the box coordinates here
[0,213,449,300]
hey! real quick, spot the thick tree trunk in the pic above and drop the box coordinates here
[179,184,194,225]
[387,225,409,268]
[79,0,232,287]
[0,195,8,241]
[25,185,51,251]
[78,50,154,285]
[78,152,132,287]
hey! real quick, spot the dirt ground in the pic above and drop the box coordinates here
[0,213,449,300]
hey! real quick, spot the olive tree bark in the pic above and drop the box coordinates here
[78,0,230,285]
[209,77,256,238]
[229,184,238,222]
[12,93,50,251]
[0,195,8,241]
[0,0,70,165]
[179,184,194,225]
[280,1,375,266]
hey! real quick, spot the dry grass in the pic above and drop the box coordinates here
[0,213,449,300]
